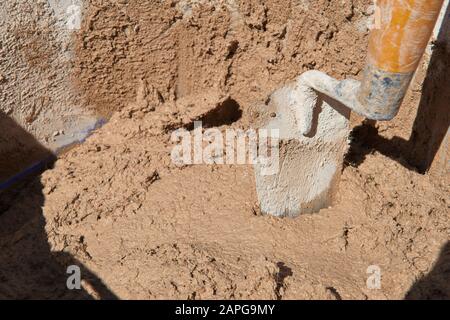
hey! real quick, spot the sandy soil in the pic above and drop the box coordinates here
[0,0,449,300]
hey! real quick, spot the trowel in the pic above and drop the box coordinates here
[254,0,445,217]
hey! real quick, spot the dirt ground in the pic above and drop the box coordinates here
[0,0,449,299]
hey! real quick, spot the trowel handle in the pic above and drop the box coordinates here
[357,0,445,119]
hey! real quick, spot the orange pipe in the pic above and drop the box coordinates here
[368,0,444,73]
[294,0,445,125]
